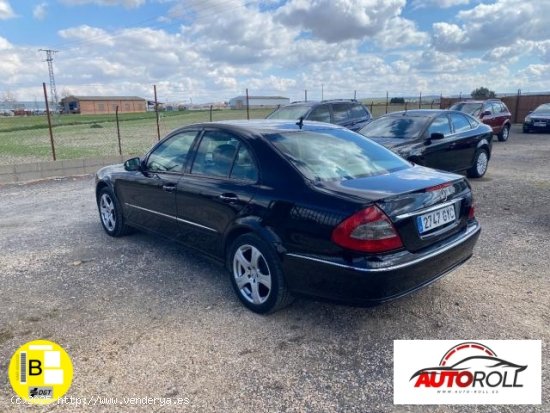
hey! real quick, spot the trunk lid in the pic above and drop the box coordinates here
[314,165,473,252]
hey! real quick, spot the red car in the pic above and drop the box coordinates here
[450,99,512,142]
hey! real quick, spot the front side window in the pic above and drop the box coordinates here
[146,130,198,172]
[427,115,452,136]
[267,129,409,182]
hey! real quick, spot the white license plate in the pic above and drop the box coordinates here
[417,205,456,234]
[534,121,547,127]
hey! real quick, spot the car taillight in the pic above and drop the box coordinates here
[468,202,475,220]
[331,205,403,253]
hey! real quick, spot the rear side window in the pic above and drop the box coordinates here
[427,115,452,136]
[308,105,331,122]
[191,131,237,177]
[191,131,257,181]
[450,113,472,133]
[331,103,352,122]
[349,104,370,120]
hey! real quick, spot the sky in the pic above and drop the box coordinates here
[0,0,549,104]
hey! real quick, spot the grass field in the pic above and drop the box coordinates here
[0,103,441,165]
[0,109,274,165]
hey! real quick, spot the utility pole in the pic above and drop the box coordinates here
[39,49,59,110]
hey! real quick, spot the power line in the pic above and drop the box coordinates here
[39,49,59,107]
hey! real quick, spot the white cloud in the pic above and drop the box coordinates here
[275,0,410,43]
[432,0,550,51]
[33,2,48,20]
[0,0,15,19]
[59,25,115,46]
[59,0,145,8]
[412,0,470,9]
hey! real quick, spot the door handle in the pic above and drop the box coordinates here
[162,184,177,192]
[219,193,239,202]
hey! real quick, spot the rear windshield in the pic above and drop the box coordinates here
[533,104,550,114]
[266,128,410,182]
[450,102,483,117]
[359,116,426,139]
[267,105,311,120]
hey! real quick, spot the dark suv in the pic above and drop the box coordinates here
[450,99,511,142]
[266,99,372,132]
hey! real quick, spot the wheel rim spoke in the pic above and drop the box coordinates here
[257,273,271,290]
[235,273,250,289]
[250,280,262,304]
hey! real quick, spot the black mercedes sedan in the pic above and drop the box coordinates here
[359,110,493,178]
[95,120,480,313]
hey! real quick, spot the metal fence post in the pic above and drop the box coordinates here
[210,105,213,122]
[246,88,250,120]
[115,105,122,156]
[42,82,56,161]
[154,84,160,141]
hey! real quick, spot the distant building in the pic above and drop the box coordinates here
[228,95,289,109]
[60,96,147,115]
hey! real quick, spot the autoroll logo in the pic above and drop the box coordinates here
[394,340,541,405]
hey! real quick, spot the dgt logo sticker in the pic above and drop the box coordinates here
[8,339,73,405]
[394,340,541,405]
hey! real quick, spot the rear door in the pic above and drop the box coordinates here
[421,114,456,171]
[480,102,498,133]
[175,129,259,256]
[448,112,478,171]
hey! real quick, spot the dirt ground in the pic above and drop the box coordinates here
[0,125,548,412]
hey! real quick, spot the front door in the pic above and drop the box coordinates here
[117,130,199,238]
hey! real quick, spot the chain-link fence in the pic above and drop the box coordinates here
[0,107,273,166]
[2,86,548,168]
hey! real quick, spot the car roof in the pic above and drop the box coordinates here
[452,99,502,104]
[187,119,346,134]
[385,109,454,118]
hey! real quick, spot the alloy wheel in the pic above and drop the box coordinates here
[100,193,116,232]
[233,244,272,305]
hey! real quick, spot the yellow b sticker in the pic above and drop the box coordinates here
[8,339,73,405]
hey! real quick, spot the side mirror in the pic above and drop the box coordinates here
[528,110,533,114]
[124,157,141,171]
[481,110,491,117]
[430,132,445,140]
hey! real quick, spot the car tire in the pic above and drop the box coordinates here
[523,127,530,133]
[97,187,133,237]
[497,124,510,142]
[228,234,294,314]
[467,149,489,178]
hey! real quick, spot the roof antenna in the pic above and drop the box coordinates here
[296,116,304,129]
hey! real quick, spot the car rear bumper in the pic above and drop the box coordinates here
[523,122,550,132]
[282,222,481,305]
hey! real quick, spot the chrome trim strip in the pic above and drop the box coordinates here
[286,224,480,273]
[125,203,217,233]
[395,198,463,220]
[176,217,217,233]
